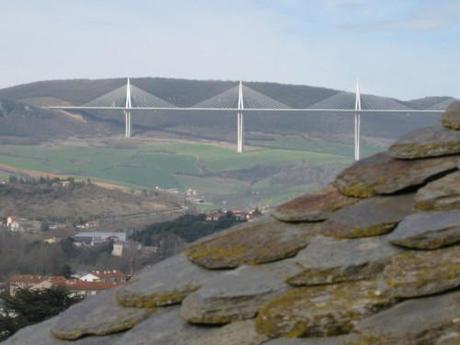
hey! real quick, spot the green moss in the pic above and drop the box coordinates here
[256,282,391,338]
[349,223,396,238]
[116,285,200,308]
[392,141,460,159]
[383,248,460,297]
[442,118,460,130]
[338,183,375,199]
[185,243,247,268]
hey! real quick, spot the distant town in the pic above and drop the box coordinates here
[0,176,264,309]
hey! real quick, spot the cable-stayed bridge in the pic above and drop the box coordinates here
[46,78,446,161]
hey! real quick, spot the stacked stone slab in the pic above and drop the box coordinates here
[3,102,460,345]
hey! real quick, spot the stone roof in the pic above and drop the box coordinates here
[3,102,460,345]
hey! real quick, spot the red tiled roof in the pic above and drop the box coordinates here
[8,274,121,292]
[8,274,47,285]
[64,280,120,291]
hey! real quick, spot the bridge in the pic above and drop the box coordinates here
[46,78,445,161]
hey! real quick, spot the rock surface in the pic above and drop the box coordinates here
[1,317,122,345]
[380,246,460,298]
[180,260,299,324]
[436,331,460,345]
[334,152,458,198]
[389,126,460,159]
[187,320,269,345]
[116,254,216,308]
[322,194,414,238]
[388,211,460,249]
[255,281,391,338]
[185,217,321,269]
[287,236,400,286]
[113,307,207,345]
[442,101,460,130]
[273,185,357,222]
[263,336,353,345]
[51,291,152,340]
[415,171,460,211]
[115,307,269,345]
[354,290,460,345]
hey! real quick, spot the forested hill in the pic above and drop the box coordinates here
[0,77,455,109]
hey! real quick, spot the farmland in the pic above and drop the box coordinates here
[0,135,363,208]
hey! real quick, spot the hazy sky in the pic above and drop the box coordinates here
[1,0,459,99]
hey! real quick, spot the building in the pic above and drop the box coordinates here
[111,240,143,257]
[80,270,127,285]
[73,232,127,247]
[232,210,248,221]
[5,217,42,232]
[7,274,47,296]
[7,271,126,297]
[75,220,98,230]
[205,210,226,222]
[64,280,121,297]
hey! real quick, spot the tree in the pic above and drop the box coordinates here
[0,287,82,341]
[59,264,74,278]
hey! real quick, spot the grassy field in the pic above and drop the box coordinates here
[247,133,382,157]
[0,138,361,208]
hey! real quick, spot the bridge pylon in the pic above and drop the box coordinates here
[354,80,362,161]
[237,81,244,153]
[125,78,132,138]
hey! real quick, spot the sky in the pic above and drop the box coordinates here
[1,0,459,99]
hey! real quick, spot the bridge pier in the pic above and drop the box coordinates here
[354,80,362,161]
[237,81,245,153]
[237,112,244,152]
[125,78,133,138]
[125,110,132,138]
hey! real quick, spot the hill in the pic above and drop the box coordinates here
[0,177,184,230]
[0,98,115,144]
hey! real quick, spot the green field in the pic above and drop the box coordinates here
[0,138,361,208]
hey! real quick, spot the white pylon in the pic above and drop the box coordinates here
[237,81,244,153]
[354,80,362,161]
[125,78,132,138]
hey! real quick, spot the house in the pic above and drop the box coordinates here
[5,217,42,232]
[7,273,125,297]
[111,240,143,257]
[232,210,248,221]
[75,220,98,230]
[205,210,226,222]
[8,274,47,296]
[80,270,127,285]
[6,217,21,232]
[64,280,121,297]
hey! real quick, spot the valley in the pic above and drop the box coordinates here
[0,135,353,209]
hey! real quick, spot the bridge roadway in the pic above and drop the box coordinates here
[47,106,444,113]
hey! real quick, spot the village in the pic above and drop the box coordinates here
[0,207,263,310]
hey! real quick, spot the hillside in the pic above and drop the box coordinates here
[4,103,460,345]
[0,98,115,144]
[0,178,184,230]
